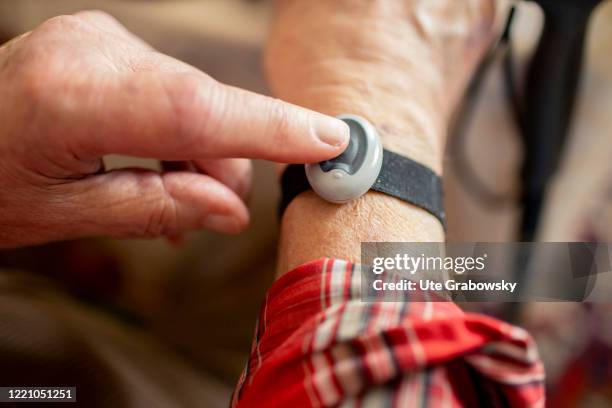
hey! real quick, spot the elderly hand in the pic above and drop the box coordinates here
[0,11,349,247]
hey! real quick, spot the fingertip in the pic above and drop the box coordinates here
[196,178,250,234]
[311,114,350,150]
[161,171,249,234]
[203,212,250,235]
[201,197,250,234]
[269,111,350,164]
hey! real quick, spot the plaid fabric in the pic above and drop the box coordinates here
[232,258,545,407]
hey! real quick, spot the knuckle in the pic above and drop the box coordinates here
[0,35,36,82]
[75,10,123,29]
[16,53,71,117]
[165,74,219,148]
[17,64,53,109]
[265,98,292,147]
[39,14,85,34]
[200,80,228,145]
[143,201,173,238]
[75,9,114,21]
[139,176,179,238]
[17,17,88,99]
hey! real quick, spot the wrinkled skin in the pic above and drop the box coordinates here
[266,0,503,272]
[0,10,349,247]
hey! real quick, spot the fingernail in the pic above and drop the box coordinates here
[313,115,349,147]
[203,214,242,234]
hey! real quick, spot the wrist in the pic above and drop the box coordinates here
[274,85,447,273]
[268,0,498,273]
[266,10,450,173]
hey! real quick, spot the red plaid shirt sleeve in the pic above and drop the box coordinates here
[232,258,545,407]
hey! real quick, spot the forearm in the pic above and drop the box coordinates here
[232,7,546,405]
[267,0,498,273]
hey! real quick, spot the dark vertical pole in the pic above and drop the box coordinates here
[504,0,603,322]
[520,0,602,241]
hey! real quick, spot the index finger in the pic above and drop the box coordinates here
[73,72,350,163]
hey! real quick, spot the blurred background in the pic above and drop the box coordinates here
[0,0,611,406]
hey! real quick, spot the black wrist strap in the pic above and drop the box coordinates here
[279,149,446,228]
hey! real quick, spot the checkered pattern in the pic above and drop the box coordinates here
[232,258,545,407]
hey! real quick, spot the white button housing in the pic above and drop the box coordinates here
[306,114,383,204]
